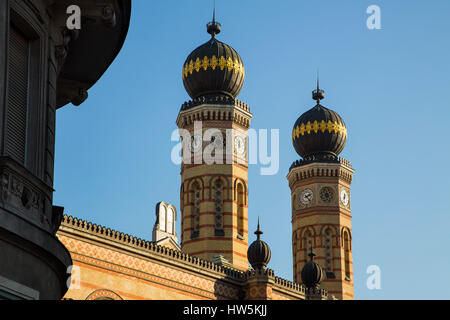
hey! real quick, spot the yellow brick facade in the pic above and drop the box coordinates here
[287,160,354,300]
[58,215,317,301]
[177,103,252,271]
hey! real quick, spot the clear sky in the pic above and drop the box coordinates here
[54,0,450,299]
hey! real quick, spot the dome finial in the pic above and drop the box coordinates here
[292,73,347,162]
[183,4,245,100]
[312,71,325,104]
[207,0,221,37]
[317,70,320,91]
[255,217,263,240]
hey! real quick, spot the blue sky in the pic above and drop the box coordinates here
[54,0,450,299]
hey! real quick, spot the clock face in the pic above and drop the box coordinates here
[340,189,349,206]
[234,136,245,155]
[300,189,313,205]
[190,135,202,152]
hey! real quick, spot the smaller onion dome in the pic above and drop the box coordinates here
[301,247,324,289]
[247,220,271,270]
[292,80,347,162]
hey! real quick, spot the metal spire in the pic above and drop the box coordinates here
[207,0,221,37]
[317,69,320,92]
[255,217,263,240]
[312,71,325,104]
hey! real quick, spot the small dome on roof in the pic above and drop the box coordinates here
[247,220,271,270]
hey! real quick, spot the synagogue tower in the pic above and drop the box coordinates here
[176,12,252,270]
[288,81,354,299]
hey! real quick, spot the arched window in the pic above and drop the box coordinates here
[214,179,224,236]
[180,184,184,211]
[86,289,123,300]
[303,230,313,263]
[323,228,335,278]
[191,181,201,238]
[237,183,244,237]
[180,184,184,239]
[167,206,174,234]
[292,194,296,209]
[159,205,166,232]
[343,230,351,280]
[293,232,298,282]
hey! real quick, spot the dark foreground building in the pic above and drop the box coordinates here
[0,0,131,299]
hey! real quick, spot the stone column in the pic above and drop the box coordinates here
[243,269,275,300]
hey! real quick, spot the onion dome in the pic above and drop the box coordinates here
[247,220,271,270]
[182,10,245,100]
[301,247,324,289]
[292,80,347,162]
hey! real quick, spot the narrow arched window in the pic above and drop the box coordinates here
[167,206,174,234]
[303,230,313,263]
[324,228,334,278]
[180,184,184,211]
[292,194,296,209]
[191,182,201,238]
[180,184,184,238]
[159,205,166,232]
[293,232,298,282]
[237,183,244,237]
[344,230,351,280]
[214,179,224,236]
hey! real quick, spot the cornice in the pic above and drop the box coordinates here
[287,158,354,186]
[59,215,313,298]
[59,215,244,282]
[177,99,252,129]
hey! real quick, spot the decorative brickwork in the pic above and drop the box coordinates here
[177,100,253,270]
[58,215,318,300]
[287,160,354,300]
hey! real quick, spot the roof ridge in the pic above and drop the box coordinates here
[60,214,244,280]
[273,274,307,294]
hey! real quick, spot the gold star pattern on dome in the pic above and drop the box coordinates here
[292,120,347,142]
[182,55,245,81]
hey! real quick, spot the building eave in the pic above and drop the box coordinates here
[56,0,131,108]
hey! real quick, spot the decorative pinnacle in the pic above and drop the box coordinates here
[207,1,221,37]
[312,72,325,104]
[308,241,316,261]
[255,217,263,240]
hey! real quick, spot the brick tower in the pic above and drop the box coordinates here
[176,13,252,270]
[288,81,354,299]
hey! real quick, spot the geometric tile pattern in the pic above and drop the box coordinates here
[59,234,240,300]
[57,216,313,300]
[86,289,123,300]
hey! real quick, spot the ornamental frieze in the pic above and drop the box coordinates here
[292,120,347,141]
[1,172,41,211]
[182,55,245,80]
